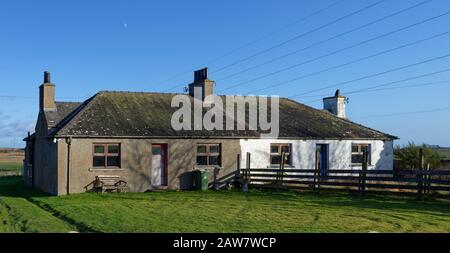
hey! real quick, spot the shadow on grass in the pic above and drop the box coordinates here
[0,176,51,198]
[3,175,450,219]
[0,176,100,233]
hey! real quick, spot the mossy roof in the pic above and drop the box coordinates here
[45,102,82,128]
[46,91,396,140]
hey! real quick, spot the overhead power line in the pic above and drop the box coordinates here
[212,0,386,74]
[345,70,450,95]
[205,0,346,66]
[301,68,450,103]
[288,53,450,99]
[302,79,450,103]
[153,0,344,88]
[0,95,35,99]
[161,0,384,92]
[246,30,450,95]
[219,10,450,93]
[352,107,450,119]
[0,95,86,100]
[216,0,431,83]
[352,80,450,92]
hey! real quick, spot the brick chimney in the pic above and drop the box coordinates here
[323,89,346,118]
[188,68,214,101]
[39,71,56,112]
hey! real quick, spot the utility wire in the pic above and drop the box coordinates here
[212,0,386,74]
[161,0,384,92]
[352,80,450,92]
[0,95,87,100]
[244,30,450,95]
[153,0,344,88]
[352,107,450,119]
[206,0,345,66]
[344,70,450,94]
[219,10,450,93]
[328,68,450,99]
[298,80,450,99]
[0,95,35,99]
[288,53,450,99]
[216,0,431,83]
[302,67,450,103]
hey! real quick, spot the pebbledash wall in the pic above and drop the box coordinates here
[51,138,393,195]
[34,137,393,195]
[239,139,394,170]
[55,138,241,195]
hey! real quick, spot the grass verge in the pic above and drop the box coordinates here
[1,176,450,232]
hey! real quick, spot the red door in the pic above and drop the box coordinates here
[151,144,168,186]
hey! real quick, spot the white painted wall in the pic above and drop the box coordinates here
[239,139,393,171]
[323,97,346,118]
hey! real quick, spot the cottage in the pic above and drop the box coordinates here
[23,69,397,195]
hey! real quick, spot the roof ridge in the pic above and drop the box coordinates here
[97,90,183,95]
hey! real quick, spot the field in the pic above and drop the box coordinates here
[437,149,450,159]
[0,148,23,176]
[1,176,450,233]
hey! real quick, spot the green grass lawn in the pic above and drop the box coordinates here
[0,177,74,232]
[1,176,450,233]
[438,150,450,159]
[0,162,22,170]
[0,162,22,175]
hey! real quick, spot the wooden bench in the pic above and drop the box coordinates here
[93,175,128,193]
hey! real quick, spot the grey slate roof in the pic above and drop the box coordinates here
[24,102,81,141]
[46,102,82,128]
[44,91,396,140]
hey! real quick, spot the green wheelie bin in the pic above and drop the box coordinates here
[193,169,208,190]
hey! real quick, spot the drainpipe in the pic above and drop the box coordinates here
[28,131,35,188]
[65,137,72,195]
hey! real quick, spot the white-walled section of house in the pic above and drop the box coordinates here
[239,139,394,171]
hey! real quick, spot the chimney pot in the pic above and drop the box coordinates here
[189,67,214,101]
[194,67,208,81]
[44,71,51,83]
[335,89,341,97]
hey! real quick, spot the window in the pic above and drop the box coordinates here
[196,144,221,166]
[351,144,371,165]
[270,143,292,166]
[93,144,121,168]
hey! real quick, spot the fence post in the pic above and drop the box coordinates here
[359,149,368,197]
[281,152,286,185]
[235,153,242,188]
[277,152,286,185]
[314,148,321,193]
[417,148,424,200]
[246,152,251,183]
[425,163,431,196]
[236,153,241,175]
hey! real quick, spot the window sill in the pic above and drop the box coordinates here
[269,165,294,169]
[89,167,124,172]
[194,165,222,169]
[351,164,373,167]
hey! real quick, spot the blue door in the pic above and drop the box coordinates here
[316,144,329,175]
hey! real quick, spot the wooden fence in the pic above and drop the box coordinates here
[238,149,450,199]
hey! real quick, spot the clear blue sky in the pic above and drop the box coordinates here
[1,0,450,148]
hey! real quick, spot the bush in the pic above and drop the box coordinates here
[394,142,441,169]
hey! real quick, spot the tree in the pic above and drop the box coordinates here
[394,142,441,169]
